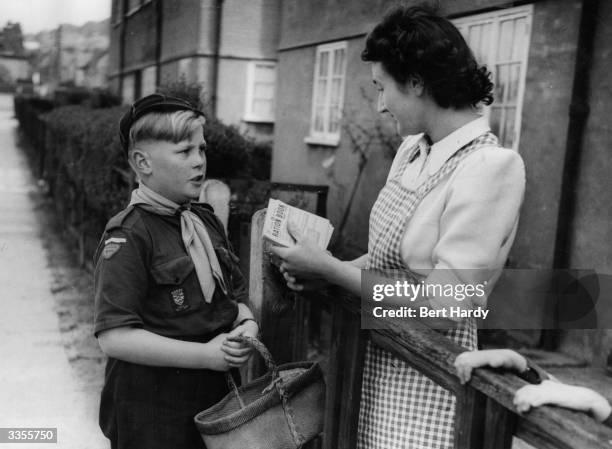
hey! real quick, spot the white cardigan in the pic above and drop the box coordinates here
[388,117,526,310]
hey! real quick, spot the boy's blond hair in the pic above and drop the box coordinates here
[128,110,205,154]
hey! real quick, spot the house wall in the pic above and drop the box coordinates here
[216,58,248,125]
[108,25,121,78]
[162,0,203,60]
[273,39,396,253]
[272,0,583,266]
[215,0,279,132]
[0,57,28,81]
[123,2,158,72]
[509,0,582,269]
[108,0,279,136]
[220,0,279,59]
[560,0,612,367]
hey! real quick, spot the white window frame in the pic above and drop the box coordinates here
[121,73,136,104]
[141,66,157,97]
[305,41,348,147]
[243,61,276,123]
[453,4,533,151]
[178,58,192,82]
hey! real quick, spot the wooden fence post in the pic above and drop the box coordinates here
[321,298,366,449]
[249,210,308,377]
[454,386,486,449]
[482,398,516,449]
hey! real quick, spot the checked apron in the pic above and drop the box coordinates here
[357,132,499,449]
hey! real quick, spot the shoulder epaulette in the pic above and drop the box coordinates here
[104,205,140,232]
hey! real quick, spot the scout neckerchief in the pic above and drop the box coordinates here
[129,183,227,303]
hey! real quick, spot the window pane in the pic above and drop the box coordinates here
[490,106,502,137]
[318,52,329,77]
[333,49,345,76]
[495,64,509,103]
[503,106,516,148]
[467,24,482,59]
[330,78,342,105]
[511,18,527,60]
[255,64,275,83]
[253,99,272,118]
[329,106,340,134]
[507,63,521,103]
[141,66,156,96]
[315,79,328,105]
[498,19,515,61]
[311,43,347,140]
[254,82,274,101]
[478,23,493,64]
[314,106,325,132]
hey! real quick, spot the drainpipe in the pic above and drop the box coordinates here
[155,0,163,88]
[118,0,126,98]
[542,0,599,350]
[210,0,224,117]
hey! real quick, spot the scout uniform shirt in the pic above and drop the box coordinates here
[93,202,246,449]
[94,202,247,340]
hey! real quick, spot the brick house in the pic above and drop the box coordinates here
[108,0,280,138]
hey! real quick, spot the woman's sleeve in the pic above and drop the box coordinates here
[427,148,526,312]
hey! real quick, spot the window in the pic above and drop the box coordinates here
[126,0,143,16]
[306,41,347,146]
[141,66,157,96]
[244,62,276,123]
[122,73,136,104]
[178,58,192,82]
[111,0,122,25]
[453,5,533,150]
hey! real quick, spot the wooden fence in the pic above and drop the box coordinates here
[248,209,612,449]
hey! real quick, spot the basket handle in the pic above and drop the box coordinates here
[224,335,280,409]
[237,335,278,376]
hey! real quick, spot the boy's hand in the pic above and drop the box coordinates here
[454,349,528,385]
[221,324,259,367]
[205,333,232,371]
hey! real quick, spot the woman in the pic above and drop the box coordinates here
[271,5,525,448]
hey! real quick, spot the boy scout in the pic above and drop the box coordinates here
[93,94,259,449]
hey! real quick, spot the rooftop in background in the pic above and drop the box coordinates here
[0,0,110,34]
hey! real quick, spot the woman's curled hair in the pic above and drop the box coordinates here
[362,4,494,109]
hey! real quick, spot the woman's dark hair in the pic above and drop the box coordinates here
[362,4,494,108]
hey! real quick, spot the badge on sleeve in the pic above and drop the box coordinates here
[102,237,127,259]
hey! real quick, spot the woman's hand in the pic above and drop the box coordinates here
[454,349,528,385]
[279,268,329,291]
[269,221,333,280]
[513,380,612,421]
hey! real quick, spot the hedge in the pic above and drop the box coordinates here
[14,93,272,267]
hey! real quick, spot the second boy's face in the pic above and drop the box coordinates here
[142,131,207,204]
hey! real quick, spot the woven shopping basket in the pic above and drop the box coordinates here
[194,335,325,449]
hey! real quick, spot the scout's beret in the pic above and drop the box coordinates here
[119,93,205,155]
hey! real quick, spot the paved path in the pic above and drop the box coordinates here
[0,94,107,448]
